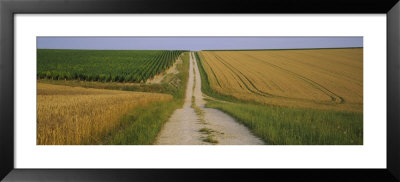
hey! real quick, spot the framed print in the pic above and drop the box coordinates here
[1,0,400,181]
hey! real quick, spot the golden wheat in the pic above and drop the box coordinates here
[37,83,172,145]
[199,48,363,112]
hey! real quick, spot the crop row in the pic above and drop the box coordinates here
[37,49,184,83]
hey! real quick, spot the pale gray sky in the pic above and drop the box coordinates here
[37,37,363,51]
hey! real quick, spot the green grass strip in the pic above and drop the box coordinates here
[206,100,363,145]
[103,100,181,145]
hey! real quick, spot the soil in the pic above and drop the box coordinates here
[146,56,182,84]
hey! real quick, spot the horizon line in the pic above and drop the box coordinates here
[37,46,363,51]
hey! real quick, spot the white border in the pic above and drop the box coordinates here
[15,14,386,168]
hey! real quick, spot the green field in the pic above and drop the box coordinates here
[37,49,184,83]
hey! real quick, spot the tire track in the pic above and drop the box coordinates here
[207,52,343,105]
[271,51,362,86]
[243,53,344,104]
[198,53,222,88]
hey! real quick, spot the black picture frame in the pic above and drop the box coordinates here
[1,0,399,181]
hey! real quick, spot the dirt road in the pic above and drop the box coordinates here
[155,52,263,145]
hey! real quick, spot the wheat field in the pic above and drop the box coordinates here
[198,48,363,112]
[37,83,172,145]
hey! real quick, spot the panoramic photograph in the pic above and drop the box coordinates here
[36,37,363,145]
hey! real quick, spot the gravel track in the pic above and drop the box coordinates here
[155,52,263,145]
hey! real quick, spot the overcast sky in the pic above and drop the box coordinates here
[37,37,363,51]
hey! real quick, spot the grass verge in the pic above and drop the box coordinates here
[206,100,363,145]
[102,100,180,144]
